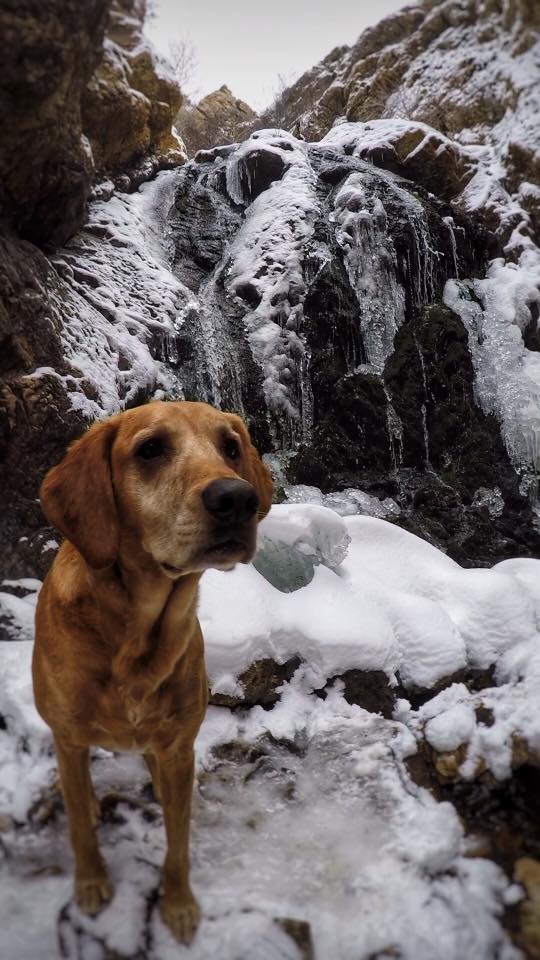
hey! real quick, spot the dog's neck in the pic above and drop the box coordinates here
[91,545,203,696]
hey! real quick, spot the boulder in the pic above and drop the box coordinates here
[82,0,185,185]
[177,84,257,156]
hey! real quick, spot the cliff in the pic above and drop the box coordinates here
[0,0,185,577]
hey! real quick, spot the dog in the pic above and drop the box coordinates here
[32,400,273,943]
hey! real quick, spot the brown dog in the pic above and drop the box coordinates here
[32,400,273,943]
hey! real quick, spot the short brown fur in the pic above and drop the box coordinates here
[33,400,272,942]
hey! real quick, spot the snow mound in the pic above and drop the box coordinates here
[0,642,51,822]
[0,587,39,643]
[201,510,540,710]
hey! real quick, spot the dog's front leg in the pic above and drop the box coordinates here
[55,737,113,915]
[155,747,200,943]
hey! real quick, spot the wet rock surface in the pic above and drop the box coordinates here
[210,657,302,708]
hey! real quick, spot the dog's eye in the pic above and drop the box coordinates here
[136,438,165,461]
[224,438,240,461]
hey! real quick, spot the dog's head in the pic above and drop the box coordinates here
[40,401,273,577]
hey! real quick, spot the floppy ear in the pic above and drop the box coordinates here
[227,414,274,520]
[40,418,119,569]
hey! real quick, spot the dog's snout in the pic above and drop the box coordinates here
[202,479,259,524]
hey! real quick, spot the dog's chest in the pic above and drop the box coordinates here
[82,681,179,753]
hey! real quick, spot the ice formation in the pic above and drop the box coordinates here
[445,251,540,486]
[331,171,406,373]
[225,130,319,436]
[283,483,400,519]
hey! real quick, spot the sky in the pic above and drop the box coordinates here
[145,0,408,110]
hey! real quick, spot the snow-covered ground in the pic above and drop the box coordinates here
[1,506,538,959]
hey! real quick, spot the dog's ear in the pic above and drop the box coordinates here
[40,418,119,568]
[226,414,273,520]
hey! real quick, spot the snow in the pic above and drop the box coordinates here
[2,505,538,957]
[0,674,522,960]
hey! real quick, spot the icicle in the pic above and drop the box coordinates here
[225,153,246,206]
[443,216,460,278]
[299,348,314,440]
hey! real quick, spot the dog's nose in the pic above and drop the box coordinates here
[202,479,259,524]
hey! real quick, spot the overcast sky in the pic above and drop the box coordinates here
[146,0,408,110]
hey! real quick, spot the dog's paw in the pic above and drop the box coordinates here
[75,874,113,915]
[160,893,200,944]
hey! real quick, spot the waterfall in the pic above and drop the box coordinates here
[384,385,404,472]
[187,277,246,413]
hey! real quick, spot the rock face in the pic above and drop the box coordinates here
[0,235,88,578]
[177,85,257,157]
[0,0,185,579]
[0,0,109,247]
[264,0,540,182]
[0,0,182,247]
[82,0,185,186]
